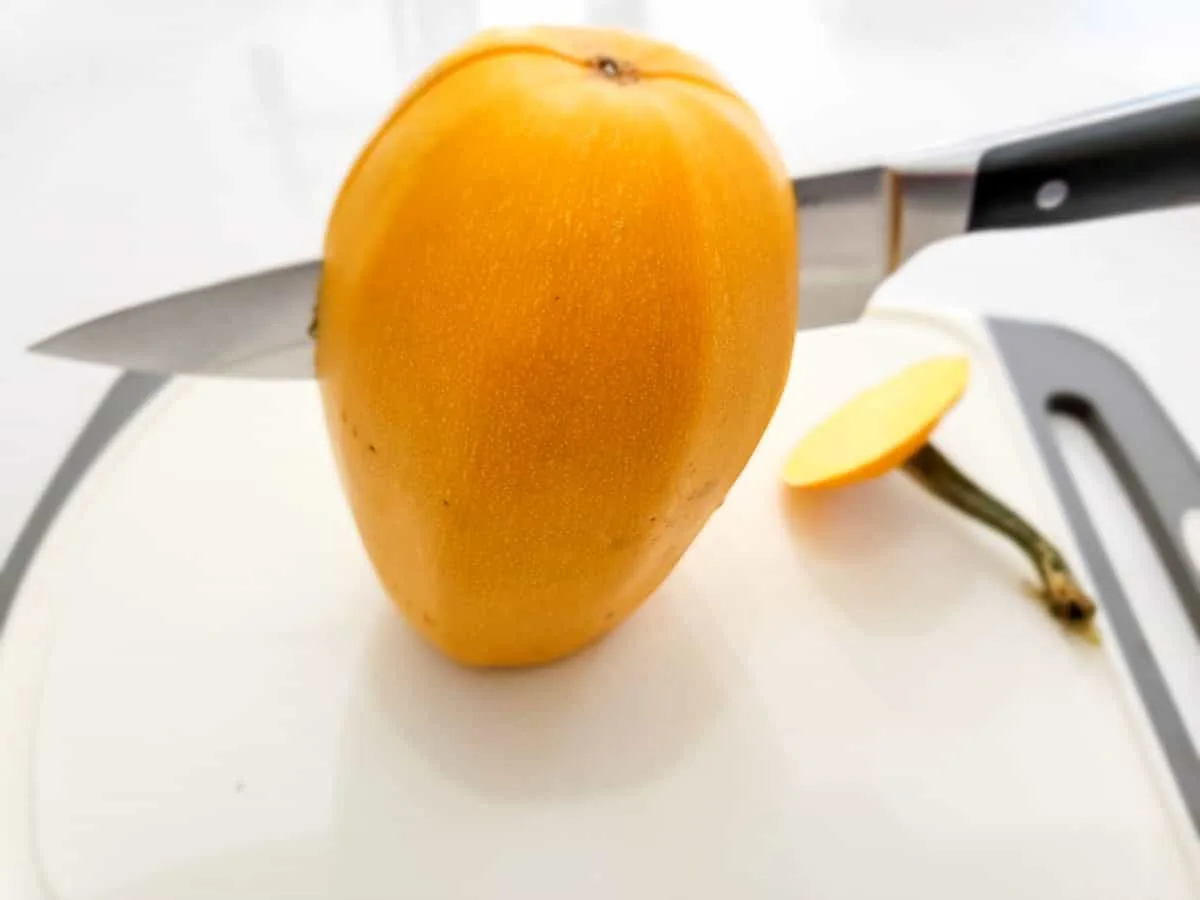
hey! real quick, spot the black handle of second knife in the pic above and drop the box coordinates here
[968,95,1200,231]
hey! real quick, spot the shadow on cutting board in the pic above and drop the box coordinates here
[780,471,1027,637]
[776,471,1088,731]
[334,579,732,802]
[326,583,795,895]
[63,836,330,900]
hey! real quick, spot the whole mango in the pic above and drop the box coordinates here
[315,26,797,666]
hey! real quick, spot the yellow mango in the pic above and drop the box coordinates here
[315,25,797,666]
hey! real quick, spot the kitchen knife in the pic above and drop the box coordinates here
[31,83,1200,379]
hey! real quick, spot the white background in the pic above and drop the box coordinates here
[3,0,1200,632]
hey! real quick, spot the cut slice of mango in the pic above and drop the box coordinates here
[782,355,970,489]
[780,352,1098,639]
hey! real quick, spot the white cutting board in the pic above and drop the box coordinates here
[4,308,1199,898]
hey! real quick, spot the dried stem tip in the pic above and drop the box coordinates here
[902,442,1099,639]
[591,55,637,82]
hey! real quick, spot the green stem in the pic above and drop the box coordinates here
[902,442,1097,636]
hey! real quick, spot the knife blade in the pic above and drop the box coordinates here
[30,260,323,379]
[30,84,1200,379]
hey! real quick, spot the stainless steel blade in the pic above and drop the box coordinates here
[793,162,976,330]
[793,167,894,331]
[29,259,322,379]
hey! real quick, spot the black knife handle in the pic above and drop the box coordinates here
[968,94,1200,231]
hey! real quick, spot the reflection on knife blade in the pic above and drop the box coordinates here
[29,260,324,379]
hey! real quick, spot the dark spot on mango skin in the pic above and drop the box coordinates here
[422,611,436,626]
[368,443,377,454]
[604,610,615,621]
[609,528,648,551]
[685,479,718,503]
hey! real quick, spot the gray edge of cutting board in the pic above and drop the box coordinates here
[988,318,1200,838]
[0,318,1196,839]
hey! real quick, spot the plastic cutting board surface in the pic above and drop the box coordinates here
[3,308,1198,899]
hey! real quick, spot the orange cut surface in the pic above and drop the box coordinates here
[782,356,970,490]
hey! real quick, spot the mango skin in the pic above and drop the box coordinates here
[314,26,797,666]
